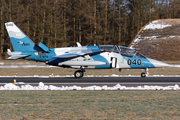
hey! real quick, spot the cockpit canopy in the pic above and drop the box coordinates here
[99,45,146,58]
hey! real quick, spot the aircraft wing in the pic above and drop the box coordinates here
[6,54,30,59]
[53,49,103,59]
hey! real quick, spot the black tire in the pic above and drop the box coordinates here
[141,72,146,78]
[74,70,84,78]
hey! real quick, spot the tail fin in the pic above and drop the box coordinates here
[5,22,35,52]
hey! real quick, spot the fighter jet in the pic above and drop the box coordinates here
[5,22,170,78]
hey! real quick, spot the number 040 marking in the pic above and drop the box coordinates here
[127,59,141,65]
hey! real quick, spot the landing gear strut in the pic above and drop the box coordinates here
[141,68,149,78]
[74,67,85,78]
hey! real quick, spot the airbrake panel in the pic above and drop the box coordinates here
[39,42,49,52]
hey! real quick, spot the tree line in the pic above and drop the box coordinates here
[0,0,179,55]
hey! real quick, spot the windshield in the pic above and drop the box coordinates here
[99,45,146,58]
[134,52,146,58]
[99,45,114,52]
[119,47,135,57]
[99,45,120,53]
[112,46,120,53]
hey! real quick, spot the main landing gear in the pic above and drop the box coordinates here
[74,67,85,78]
[141,68,149,78]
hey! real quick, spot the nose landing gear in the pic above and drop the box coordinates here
[141,72,146,78]
[141,68,149,78]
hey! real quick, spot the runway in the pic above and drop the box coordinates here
[0,76,180,87]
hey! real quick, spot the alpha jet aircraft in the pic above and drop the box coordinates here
[5,22,170,78]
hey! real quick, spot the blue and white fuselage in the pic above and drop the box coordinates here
[5,22,170,78]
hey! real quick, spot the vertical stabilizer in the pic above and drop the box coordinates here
[5,22,35,52]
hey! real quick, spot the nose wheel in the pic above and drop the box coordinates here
[141,72,146,78]
[141,68,149,78]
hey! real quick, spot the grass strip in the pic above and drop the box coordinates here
[0,91,180,119]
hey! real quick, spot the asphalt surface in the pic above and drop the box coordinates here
[0,77,180,87]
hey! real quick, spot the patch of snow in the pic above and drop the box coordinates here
[3,83,20,90]
[103,75,109,77]
[34,75,39,77]
[16,82,25,84]
[169,36,180,38]
[130,36,143,49]
[110,74,119,77]
[86,75,94,77]
[0,82,179,91]
[130,35,180,49]
[39,76,50,78]
[144,20,172,30]
[39,82,44,87]
[0,74,179,78]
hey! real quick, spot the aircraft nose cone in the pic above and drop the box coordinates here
[147,58,171,68]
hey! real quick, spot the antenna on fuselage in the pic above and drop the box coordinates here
[76,42,82,47]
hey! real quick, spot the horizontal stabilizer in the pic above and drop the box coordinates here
[6,54,30,59]
[53,49,103,59]
[58,60,106,66]
[38,42,49,52]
